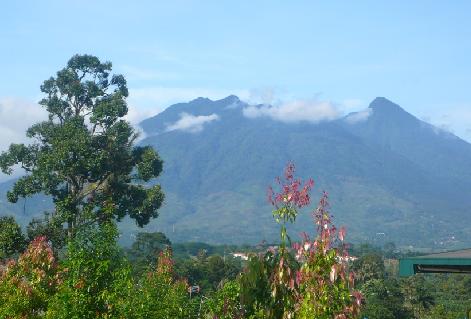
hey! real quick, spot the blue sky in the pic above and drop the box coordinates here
[1,0,471,147]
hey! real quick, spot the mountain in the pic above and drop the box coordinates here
[134,96,471,247]
[0,179,51,226]
[2,96,471,248]
[343,97,471,185]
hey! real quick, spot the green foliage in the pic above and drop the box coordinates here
[401,275,435,318]
[426,304,456,319]
[0,54,164,237]
[360,278,412,319]
[0,236,61,318]
[203,280,243,319]
[0,216,26,259]
[172,242,246,260]
[26,212,67,253]
[239,252,278,317]
[175,252,242,293]
[427,274,471,317]
[351,253,385,285]
[354,252,410,319]
[126,231,171,276]
[132,248,197,319]
[45,222,134,318]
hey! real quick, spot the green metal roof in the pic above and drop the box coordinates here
[399,249,471,276]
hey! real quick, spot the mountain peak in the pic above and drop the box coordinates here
[191,97,212,103]
[219,95,240,103]
[369,97,404,112]
[188,95,241,106]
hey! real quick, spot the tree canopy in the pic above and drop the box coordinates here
[0,216,26,259]
[0,54,164,237]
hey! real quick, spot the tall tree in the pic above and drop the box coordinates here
[0,54,164,237]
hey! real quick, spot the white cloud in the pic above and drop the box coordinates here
[344,108,372,124]
[0,97,48,181]
[0,97,47,152]
[124,105,157,125]
[242,99,340,123]
[166,112,219,133]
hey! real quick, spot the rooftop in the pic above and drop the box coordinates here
[399,248,471,276]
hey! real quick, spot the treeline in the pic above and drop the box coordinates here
[124,231,244,292]
[2,215,470,319]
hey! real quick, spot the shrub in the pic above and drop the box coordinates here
[132,248,198,318]
[239,163,362,319]
[0,236,60,318]
[45,223,134,318]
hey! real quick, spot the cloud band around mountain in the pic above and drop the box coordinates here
[242,99,340,123]
[344,108,372,124]
[165,112,219,133]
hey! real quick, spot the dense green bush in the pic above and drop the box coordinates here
[203,280,243,319]
[131,248,196,318]
[0,216,26,259]
[45,223,133,318]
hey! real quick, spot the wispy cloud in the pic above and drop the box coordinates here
[242,99,340,123]
[166,112,219,133]
[247,87,278,105]
[423,106,471,142]
[344,108,372,124]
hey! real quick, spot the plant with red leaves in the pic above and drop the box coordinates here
[294,192,362,318]
[240,163,361,319]
[268,162,314,227]
[0,236,61,318]
[267,163,314,318]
